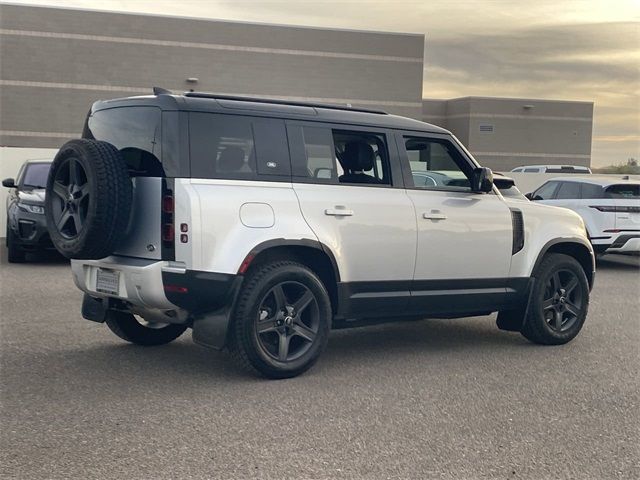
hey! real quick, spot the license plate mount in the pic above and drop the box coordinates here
[96,268,120,295]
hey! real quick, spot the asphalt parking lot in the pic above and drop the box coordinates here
[1,251,638,479]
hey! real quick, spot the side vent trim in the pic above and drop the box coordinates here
[510,209,525,255]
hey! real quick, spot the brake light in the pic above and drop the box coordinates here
[590,206,640,213]
[590,206,616,212]
[162,223,174,242]
[162,195,174,214]
[164,284,188,293]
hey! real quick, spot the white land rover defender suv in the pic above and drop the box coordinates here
[45,89,595,379]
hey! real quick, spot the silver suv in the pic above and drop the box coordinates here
[44,90,595,378]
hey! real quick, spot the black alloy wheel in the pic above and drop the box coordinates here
[50,157,90,239]
[255,281,320,362]
[541,269,584,333]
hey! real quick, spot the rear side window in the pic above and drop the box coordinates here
[84,106,165,176]
[605,184,640,198]
[189,113,291,180]
[524,168,540,173]
[556,182,581,199]
[288,124,391,186]
[581,183,604,199]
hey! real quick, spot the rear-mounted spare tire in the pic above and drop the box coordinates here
[45,139,132,259]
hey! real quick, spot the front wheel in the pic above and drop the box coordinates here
[105,310,187,346]
[229,261,332,379]
[521,253,590,345]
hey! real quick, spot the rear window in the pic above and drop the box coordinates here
[84,106,167,176]
[605,184,640,198]
[189,113,291,180]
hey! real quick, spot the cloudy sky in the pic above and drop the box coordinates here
[8,0,639,166]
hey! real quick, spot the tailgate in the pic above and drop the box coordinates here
[113,177,162,260]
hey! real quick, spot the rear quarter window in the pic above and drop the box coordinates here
[605,184,640,198]
[189,113,291,181]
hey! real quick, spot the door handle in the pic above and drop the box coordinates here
[325,206,354,217]
[423,211,447,220]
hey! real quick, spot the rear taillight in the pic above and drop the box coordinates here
[162,223,175,242]
[161,186,175,258]
[162,195,174,214]
[590,205,640,213]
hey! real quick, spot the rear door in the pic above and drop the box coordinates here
[84,106,175,261]
[287,121,416,318]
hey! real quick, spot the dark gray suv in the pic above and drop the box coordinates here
[3,160,53,262]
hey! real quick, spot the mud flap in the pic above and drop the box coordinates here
[496,278,536,332]
[81,294,108,323]
[192,305,234,350]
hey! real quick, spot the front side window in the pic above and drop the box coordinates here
[532,181,560,200]
[404,137,472,192]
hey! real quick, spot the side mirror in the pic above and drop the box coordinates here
[524,192,534,200]
[471,167,493,193]
[2,178,16,188]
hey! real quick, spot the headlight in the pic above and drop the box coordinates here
[17,202,45,214]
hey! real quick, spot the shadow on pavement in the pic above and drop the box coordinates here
[596,253,640,270]
[3,317,525,385]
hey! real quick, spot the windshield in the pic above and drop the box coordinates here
[21,163,51,188]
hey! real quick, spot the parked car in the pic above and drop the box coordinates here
[493,173,528,201]
[3,160,54,262]
[526,176,640,255]
[44,89,595,378]
[412,171,527,201]
[511,165,592,174]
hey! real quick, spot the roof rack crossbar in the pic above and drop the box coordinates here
[183,91,388,115]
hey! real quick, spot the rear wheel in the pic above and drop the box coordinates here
[229,261,331,379]
[6,225,25,263]
[105,310,187,346]
[521,253,589,345]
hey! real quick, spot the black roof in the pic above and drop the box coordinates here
[91,90,449,135]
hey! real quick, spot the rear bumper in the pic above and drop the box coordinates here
[591,233,640,254]
[607,234,640,254]
[71,256,241,315]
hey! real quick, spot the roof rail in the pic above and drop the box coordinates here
[183,91,388,115]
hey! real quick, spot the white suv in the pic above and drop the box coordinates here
[528,176,640,255]
[44,90,595,378]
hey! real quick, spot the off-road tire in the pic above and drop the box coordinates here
[520,253,589,345]
[105,310,187,346]
[45,139,132,259]
[229,261,332,379]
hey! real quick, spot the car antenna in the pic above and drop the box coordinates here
[153,86,172,95]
